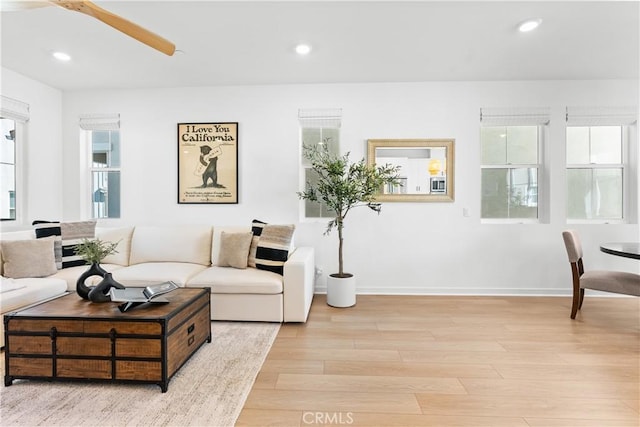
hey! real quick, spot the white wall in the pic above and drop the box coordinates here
[0,67,63,227]
[55,79,638,294]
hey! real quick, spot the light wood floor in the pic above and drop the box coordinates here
[236,294,639,427]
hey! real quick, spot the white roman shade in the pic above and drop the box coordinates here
[0,95,30,122]
[298,108,342,128]
[566,106,638,126]
[480,107,550,126]
[79,113,120,131]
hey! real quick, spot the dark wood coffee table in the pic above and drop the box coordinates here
[4,288,210,392]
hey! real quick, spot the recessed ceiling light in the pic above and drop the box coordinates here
[295,44,312,55]
[518,18,542,33]
[52,51,71,61]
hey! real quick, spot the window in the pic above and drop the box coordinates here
[566,126,625,220]
[90,131,121,218]
[80,114,121,219]
[565,107,637,222]
[0,96,29,222]
[299,108,341,219]
[0,118,16,220]
[480,107,549,222]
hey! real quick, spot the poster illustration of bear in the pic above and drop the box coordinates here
[178,122,238,204]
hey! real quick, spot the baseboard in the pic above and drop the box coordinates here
[313,287,626,297]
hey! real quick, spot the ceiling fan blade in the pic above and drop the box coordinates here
[49,1,176,56]
[0,1,50,12]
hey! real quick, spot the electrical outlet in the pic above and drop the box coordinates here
[315,267,323,276]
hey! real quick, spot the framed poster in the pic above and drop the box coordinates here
[177,122,238,204]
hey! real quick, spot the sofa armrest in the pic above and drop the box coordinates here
[282,246,315,322]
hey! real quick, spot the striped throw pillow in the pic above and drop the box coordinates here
[255,224,295,275]
[61,220,97,268]
[33,220,97,269]
[248,219,267,268]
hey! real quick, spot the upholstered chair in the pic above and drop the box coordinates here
[562,230,640,319]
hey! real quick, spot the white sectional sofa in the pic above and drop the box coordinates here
[0,224,315,346]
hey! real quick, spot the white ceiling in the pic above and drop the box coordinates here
[1,1,638,91]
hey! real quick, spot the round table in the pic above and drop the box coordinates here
[600,242,640,260]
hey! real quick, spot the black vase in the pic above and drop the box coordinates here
[76,263,108,300]
[88,272,125,302]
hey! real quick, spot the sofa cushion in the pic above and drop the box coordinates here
[111,262,208,287]
[255,224,295,275]
[1,237,58,279]
[50,263,124,291]
[96,226,134,266]
[0,276,67,314]
[187,266,283,294]
[218,231,253,269]
[129,226,212,266]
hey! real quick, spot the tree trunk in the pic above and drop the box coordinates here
[337,217,344,276]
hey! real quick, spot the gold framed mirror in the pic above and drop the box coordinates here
[367,139,455,202]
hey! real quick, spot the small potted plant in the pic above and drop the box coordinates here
[74,238,121,300]
[74,238,119,265]
[298,142,399,307]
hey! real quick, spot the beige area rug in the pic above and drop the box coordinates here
[0,322,279,427]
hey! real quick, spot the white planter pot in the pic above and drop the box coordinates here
[326,274,356,308]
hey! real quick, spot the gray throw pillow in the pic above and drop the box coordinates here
[1,237,58,279]
[218,231,253,269]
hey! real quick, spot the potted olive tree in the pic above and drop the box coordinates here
[298,143,399,307]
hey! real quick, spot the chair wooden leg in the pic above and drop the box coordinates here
[578,288,585,309]
[570,288,580,319]
[570,263,581,319]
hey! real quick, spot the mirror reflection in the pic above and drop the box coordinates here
[367,139,454,202]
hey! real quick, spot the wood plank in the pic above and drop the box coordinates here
[494,364,639,382]
[399,350,567,365]
[235,408,301,426]
[243,389,422,414]
[271,337,355,349]
[324,360,502,379]
[8,358,51,376]
[57,359,110,379]
[275,373,466,394]
[260,360,324,374]
[328,413,530,427]
[524,419,640,427]
[416,395,639,420]
[460,378,639,399]
[266,348,401,362]
[356,339,506,351]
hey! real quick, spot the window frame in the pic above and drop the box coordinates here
[298,109,342,221]
[0,118,23,222]
[0,96,29,225]
[480,124,546,224]
[79,113,121,220]
[566,125,630,224]
[88,129,121,219]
